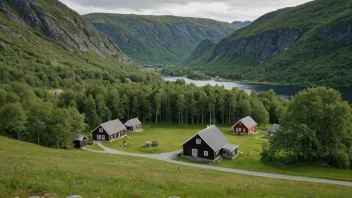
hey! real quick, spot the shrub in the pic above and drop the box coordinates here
[151,141,159,147]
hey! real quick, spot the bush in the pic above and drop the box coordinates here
[151,141,159,147]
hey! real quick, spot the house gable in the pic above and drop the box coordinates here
[183,134,215,160]
[91,125,109,141]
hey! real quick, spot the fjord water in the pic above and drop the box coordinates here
[163,76,352,103]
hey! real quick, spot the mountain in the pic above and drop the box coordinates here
[184,39,216,63]
[0,0,160,86]
[232,21,251,28]
[186,0,352,87]
[83,13,237,65]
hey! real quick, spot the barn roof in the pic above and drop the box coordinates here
[232,116,257,129]
[124,118,142,127]
[268,124,280,133]
[100,119,126,135]
[182,125,230,152]
[72,135,87,141]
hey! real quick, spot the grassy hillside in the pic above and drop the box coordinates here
[0,0,159,86]
[1,136,352,197]
[84,13,237,65]
[186,0,352,88]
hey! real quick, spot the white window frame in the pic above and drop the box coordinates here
[102,135,105,140]
[204,151,208,156]
[99,128,103,133]
[192,149,198,157]
[97,135,101,140]
[196,138,201,144]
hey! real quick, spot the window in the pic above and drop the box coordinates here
[192,149,198,157]
[243,128,246,132]
[97,135,101,140]
[196,138,201,144]
[99,128,103,133]
[204,151,208,156]
[102,135,105,140]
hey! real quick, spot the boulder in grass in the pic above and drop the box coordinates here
[145,141,151,147]
[151,141,159,147]
[66,196,82,198]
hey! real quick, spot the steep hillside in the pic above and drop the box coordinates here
[184,39,216,63]
[84,13,237,64]
[0,0,160,85]
[232,21,251,28]
[187,0,352,87]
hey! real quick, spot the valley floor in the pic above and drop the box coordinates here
[101,124,352,182]
[1,136,352,198]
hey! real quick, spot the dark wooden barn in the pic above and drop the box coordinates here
[124,118,142,131]
[181,125,239,161]
[232,116,257,135]
[72,135,88,149]
[91,119,127,141]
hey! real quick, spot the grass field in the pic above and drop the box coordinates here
[103,124,352,182]
[1,136,352,197]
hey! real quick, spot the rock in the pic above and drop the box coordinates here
[169,196,180,198]
[318,18,352,46]
[211,28,301,65]
[1,0,130,62]
[145,141,151,147]
[66,195,82,198]
[28,196,40,198]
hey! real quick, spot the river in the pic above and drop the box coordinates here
[162,76,352,103]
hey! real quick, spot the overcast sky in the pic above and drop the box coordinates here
[59,0,312,22]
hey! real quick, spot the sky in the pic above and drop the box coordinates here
[59,0,313,22]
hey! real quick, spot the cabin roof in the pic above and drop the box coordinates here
[268,124,280,133]
[72,135,87,141]
[124,118,142,127]
[232,116,257,129]
[222,143,239,151]
[100,119,126,135]
[182,125,230,151]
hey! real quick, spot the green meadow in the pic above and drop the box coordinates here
[1,136,352,198]
[103,124,352,182]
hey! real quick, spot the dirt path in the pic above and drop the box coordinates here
[85,141,352,187]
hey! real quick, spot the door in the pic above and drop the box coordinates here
[102,135,105,141]
[192,149,198,157]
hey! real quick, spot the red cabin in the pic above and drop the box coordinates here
[232,116,257,135]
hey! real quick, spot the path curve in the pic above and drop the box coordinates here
[255,135,269,141]
[85,141,352,187]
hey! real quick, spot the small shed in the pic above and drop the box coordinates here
[72,135,88,149]
[268,124,280,136]
[124,118,142,131]
[232,116,257,134]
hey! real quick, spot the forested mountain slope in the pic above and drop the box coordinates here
[0,0,161,148]
[232,21,251,28]
[186,0,352,87]
[84,13,237,64]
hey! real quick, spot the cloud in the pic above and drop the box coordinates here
[59,0,312,22]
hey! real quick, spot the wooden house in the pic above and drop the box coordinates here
[91,119,126,141]
[268,124,280,136]
[72,135,88,149]
[232,116,257,135]
[124,118,142,131]
[181,125,239,161]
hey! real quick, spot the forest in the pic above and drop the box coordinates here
[0,42,284,149]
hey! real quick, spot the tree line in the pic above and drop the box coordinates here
[261,87,352,169]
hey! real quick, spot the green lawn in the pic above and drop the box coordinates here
[103,124,204,153]
[1,136,352,197]
[86,143,104,151]
[103,124,352,182]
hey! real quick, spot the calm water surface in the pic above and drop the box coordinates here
[162,76,352,103]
